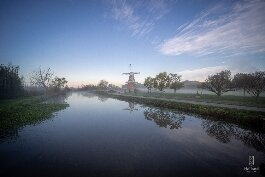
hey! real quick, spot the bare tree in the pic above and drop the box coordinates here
[31,67,53,90]
[205,70,233,96]
[246,71,265,99]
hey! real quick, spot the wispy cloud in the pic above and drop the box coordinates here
[159,0,265,56]
[110,0,171,36]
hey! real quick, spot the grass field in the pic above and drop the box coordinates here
[124,91,265,108]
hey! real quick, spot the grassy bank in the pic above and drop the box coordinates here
[124,92,265,108]
[108,93,265,131]
[0,95,69,135]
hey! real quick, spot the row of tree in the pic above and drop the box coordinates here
[79,80,120,91]
[144,72,183,94]
[203,70,265,98]
[0,64,69,99]
[144,70,265,98]
[1,63,264,99]
[233,72,265,97]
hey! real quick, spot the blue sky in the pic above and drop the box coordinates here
[0,0,265,87]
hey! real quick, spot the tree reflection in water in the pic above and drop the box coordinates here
[79,91,96,99]
[201,120,235,143]
[201,119,265,152]
[123,102,138,113]
[97,95,108,102]
[143,107,265,153]
[79,91,109,102]
[143,107,185,129]
[43,92,71,104]
[235,129,265,152]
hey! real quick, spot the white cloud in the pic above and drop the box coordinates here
[110,0,171,36]
[178,58,262,82]
[159,0,265,56]
[178,66,226,82]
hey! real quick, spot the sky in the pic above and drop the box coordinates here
[0,0,265,87]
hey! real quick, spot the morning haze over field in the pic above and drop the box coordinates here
[1,0,265,86]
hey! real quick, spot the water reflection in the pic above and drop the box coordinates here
[143,106,265,153]
[143,107,185,129]
[97,95,108,102]
[201,120,235,143]
[123,102,138,113]
[97,94,109,102]
[1,93,265,177]
[43,92,72,104]
[0,128,19,143]
[77,91,108,102]
[235,129,265,152]
[78,91,96,98]
[201,119,265,152]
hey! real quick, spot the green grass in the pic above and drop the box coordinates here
[0,96,69,134]
[124,92,265,108]
[109,93,265,132]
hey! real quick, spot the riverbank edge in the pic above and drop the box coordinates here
[105,92,265,131]
[0,93,69,134]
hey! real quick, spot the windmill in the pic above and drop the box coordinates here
[122,64,140,92]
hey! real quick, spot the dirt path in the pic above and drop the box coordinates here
[114,94,265,112]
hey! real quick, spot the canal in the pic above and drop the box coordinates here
[0,92,264,177]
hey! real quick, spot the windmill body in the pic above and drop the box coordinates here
[123,65,140,92]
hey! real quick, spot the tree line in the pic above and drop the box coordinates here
[144,70,265,99]
[0,64,24,98]
[1,63,264,99]
[0,64,69,99]
[79,80,120,91]
[144,72,183,94]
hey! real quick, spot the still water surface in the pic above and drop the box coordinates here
[0,92,264,177]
